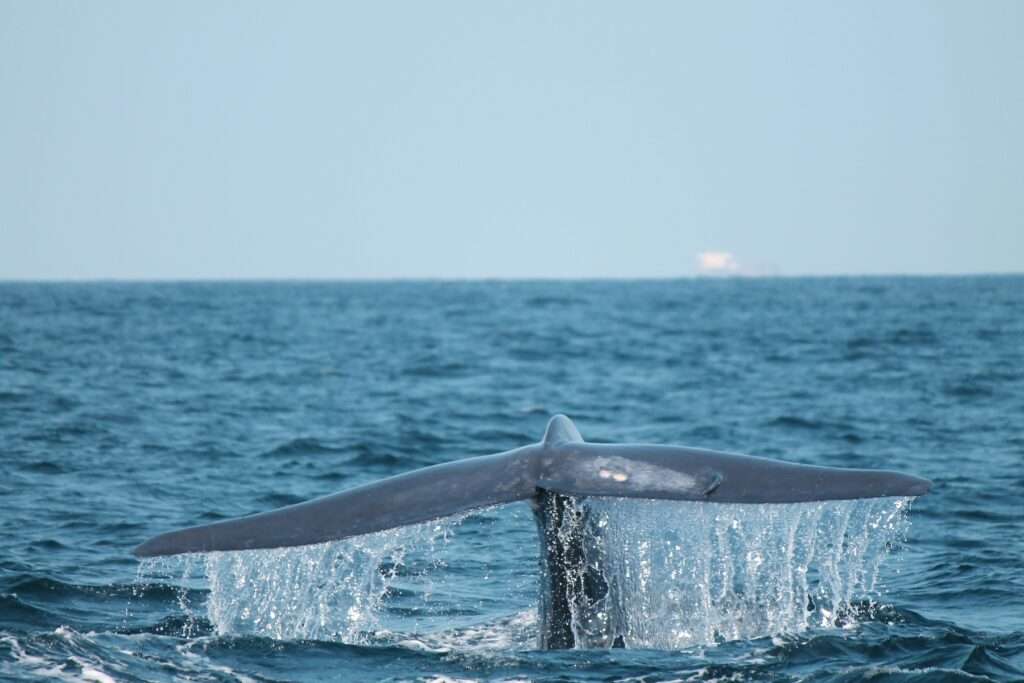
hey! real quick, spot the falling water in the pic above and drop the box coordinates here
[139,512,485,644]
[569,496,913,648]
[138,497,912,649]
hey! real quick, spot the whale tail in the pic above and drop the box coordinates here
[133,415,930,558]
[133,445,538,557]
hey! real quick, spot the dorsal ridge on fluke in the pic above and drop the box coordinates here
[542,414,583,446]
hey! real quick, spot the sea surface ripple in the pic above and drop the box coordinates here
[0,277,1021,682]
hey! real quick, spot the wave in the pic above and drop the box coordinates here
[261,438,347,457]
[766,415,858,435]
[3,609,1020,683]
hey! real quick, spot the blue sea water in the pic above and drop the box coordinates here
[0,277,1021,682]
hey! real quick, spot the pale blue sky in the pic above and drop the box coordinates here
[1,1,1021,279]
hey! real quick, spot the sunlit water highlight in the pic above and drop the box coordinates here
[138,497,911,651]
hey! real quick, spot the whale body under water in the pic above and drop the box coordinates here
[134,415,931,649]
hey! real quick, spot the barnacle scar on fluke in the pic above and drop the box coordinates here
[134,414,931,649]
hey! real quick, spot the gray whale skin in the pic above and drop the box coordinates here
[134,415,930,649]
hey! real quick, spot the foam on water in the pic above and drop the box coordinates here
[138,497,911,651]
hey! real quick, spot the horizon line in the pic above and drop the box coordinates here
[1,271,1022,284]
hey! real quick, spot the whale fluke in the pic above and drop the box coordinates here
[134,415,929,558]
[133,447,538,557]
[536,443,930,503]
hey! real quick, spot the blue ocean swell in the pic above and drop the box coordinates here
[0,277,1021,682]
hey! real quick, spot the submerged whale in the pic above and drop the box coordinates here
[134,415,930,649]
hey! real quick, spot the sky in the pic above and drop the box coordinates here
[1,1,1022,279]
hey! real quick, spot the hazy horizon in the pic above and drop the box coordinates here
[3,2,1022,280]
[3,271,1021,284]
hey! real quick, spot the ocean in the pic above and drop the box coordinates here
[1,277,1021,682]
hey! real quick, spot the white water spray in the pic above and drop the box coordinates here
[140,512,488,643]
[138,497,911,649]
[568,496,912,648]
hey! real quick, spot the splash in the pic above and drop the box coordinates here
[566,496,912,648]
[139,512,486,643]
[138,497,911,649]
